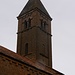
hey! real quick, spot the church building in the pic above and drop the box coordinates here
[0,0,64,75]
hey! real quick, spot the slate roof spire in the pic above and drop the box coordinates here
[19,0,52,19]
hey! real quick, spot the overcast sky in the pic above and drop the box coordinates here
[0,0,75,75]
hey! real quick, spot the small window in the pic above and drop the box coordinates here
[40,19,43,28]
[40,20,46,30]
[24,18,32,29]
[25,43,28,55]
[24,20,27,28]
[42,44,45,54]
[28,18,31,27]
[40,44,46,56]
[43,21,46,30]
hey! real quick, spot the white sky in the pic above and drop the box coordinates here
[0,0,75,75]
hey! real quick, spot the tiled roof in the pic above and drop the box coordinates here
[0,45,64,75]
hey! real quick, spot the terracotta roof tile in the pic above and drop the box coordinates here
[0,45,63,75]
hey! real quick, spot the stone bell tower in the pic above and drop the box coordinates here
[17,0,52,67]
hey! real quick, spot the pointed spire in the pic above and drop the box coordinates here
[18,0,52,19]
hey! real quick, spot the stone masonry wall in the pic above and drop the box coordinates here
[0,53,50,75]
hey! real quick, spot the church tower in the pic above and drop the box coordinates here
[17,0,52,68]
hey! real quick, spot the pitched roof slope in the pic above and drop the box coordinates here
[19,0,51,18]
[0,46,64,75]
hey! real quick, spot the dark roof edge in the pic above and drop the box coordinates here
[17,8,52,21]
